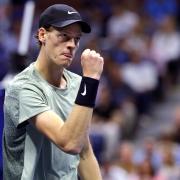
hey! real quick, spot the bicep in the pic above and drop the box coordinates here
[18,84,71,150]
[30,110,64,148]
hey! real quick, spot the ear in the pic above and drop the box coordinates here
[38,27,47,44]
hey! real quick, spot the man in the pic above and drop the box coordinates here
[3,4,104,180]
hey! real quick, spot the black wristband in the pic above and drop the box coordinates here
[75,76,99,108]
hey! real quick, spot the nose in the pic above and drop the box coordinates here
[67,38,76,49]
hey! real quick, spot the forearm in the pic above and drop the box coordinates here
[79,155,102,180]
[78,139,102,180]
[59,77,99,153]
[59,104,93,153]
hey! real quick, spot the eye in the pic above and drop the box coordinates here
[58,33,68,39]
[74,36,81,44]
[61,33,68,37]
[57,31,81,45]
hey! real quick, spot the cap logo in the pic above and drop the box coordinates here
[68,11,78,15]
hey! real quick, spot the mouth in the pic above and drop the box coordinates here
[62,53,72,59]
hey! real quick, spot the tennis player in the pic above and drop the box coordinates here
[3,4,103,180]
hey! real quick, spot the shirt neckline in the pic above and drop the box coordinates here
[31,63,70,93]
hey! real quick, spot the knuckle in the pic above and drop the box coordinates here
[82,49,90,56]
[96,53,100,57]
[90,50,96,53]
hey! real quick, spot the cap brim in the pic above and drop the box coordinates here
[51,20,91,33]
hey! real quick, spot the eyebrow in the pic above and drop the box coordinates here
[53,27,82,36]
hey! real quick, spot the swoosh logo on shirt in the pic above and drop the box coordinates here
[81,84,87,96]
[68,11,78,15]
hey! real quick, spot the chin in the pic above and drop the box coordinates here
[65,59,72,66]
[55,59,71,68]
[63,61,72,68]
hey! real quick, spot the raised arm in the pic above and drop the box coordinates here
[30,49,104,154]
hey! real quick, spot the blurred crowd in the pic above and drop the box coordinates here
[0,0,180,179]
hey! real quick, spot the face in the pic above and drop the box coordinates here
[38,23,82,68]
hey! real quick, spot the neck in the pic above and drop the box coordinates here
[35,52,67,88]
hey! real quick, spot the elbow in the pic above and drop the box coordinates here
[57,141,83,155]
[65,146,82,155]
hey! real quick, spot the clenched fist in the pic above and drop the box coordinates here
[81,49,104,80]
